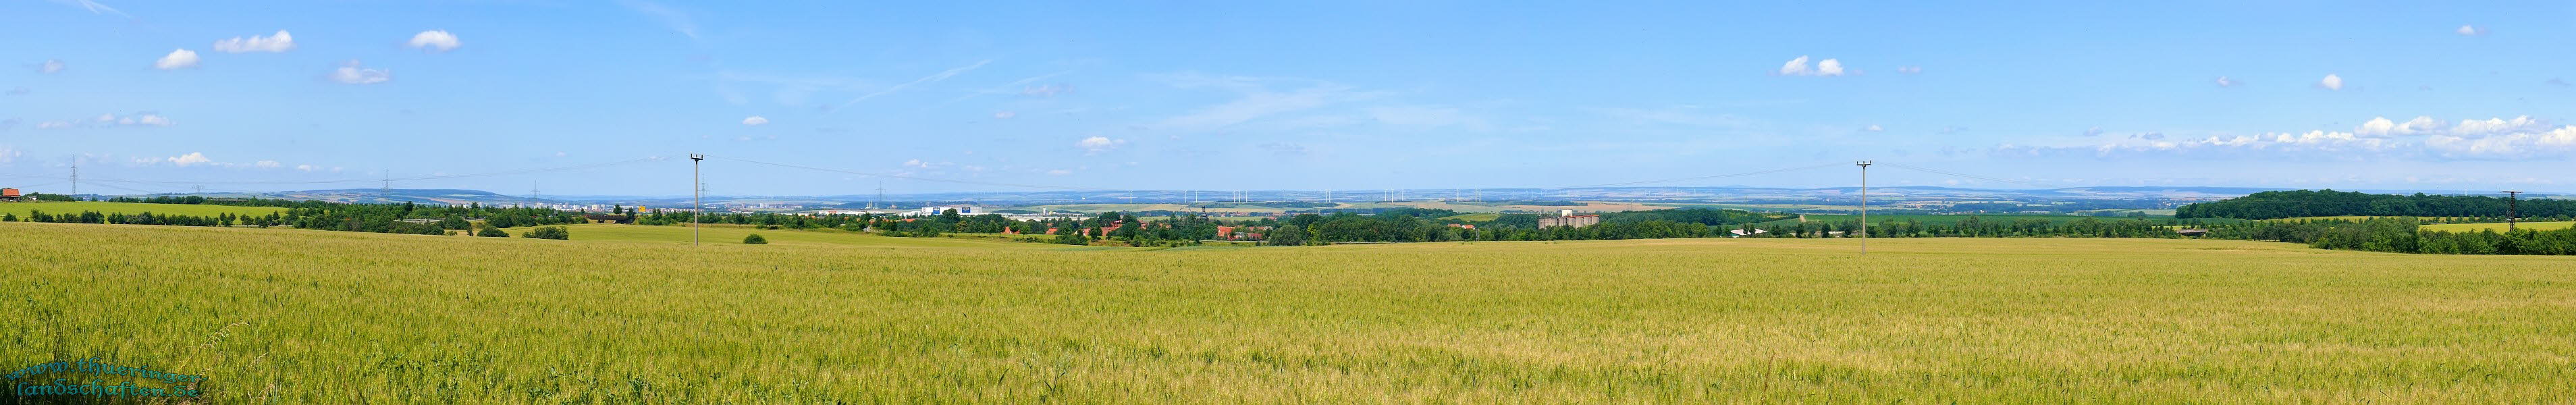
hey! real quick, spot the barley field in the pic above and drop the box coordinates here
[4,222,2573,404]
[2421,221,2576,233]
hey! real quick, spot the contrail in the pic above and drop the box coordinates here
[833,59,992,112]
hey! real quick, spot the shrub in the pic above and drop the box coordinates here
[477,225,508,238]
[521,226,570,240]
[1054,233,1090,246]
[743,234,768,244]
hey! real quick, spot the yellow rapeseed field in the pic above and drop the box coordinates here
[4,222,2572,404]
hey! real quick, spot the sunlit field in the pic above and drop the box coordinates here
[2422,221,2576,233]
[6,222,2573,403]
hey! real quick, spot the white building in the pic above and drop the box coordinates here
[912,205,978,216]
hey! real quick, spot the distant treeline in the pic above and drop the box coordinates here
[6,200,589,236]
[2178,190,2575,220]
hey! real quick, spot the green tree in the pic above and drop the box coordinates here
[522,226,570,240]
[743,234,769,244]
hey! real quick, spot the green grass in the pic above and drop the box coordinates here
[5,222,2575,403]
[0,201,286,217]
[1765,213,2095,225]
[2421,221,2576,233]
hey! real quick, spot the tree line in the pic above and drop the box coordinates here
[2177,190,2574,220]
[5,200,589,237]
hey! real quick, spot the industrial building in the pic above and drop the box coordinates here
[1538,214,1600,228]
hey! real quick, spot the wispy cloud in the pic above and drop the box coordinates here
[329,60,390,84]
[1076,136,1125,154]
[624,1,699,39]
[213,30,295,53]
[832,59,992,112]
[47,0,129,18]
[1591,105,1749,128]
[1148,72,1382,130]
[36,112,173,129]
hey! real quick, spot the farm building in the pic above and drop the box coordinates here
[2174,228,2209,238]
[0,188,23,202]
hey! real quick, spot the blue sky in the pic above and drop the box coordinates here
[3,1,2573,196]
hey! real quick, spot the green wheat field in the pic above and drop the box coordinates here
[5,221,2573,404]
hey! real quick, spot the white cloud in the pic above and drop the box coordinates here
[1862,124,1884,132]
[154,49,199,70]
[1895,66,1921,74]
[2450,115,2547,136]
[903,159,928,168]
[2317,74,2342,90]
[295,164,317,171]
[213,30,295,53]
[41,59,64,74]
[329,60,390,84]
[2457,24,2486,36]
[2427,126,2576,157]
[741,115,769,126]
[166,152,211,167]
[134,114,170,126]
[2049,115,2576,159]
[1076,136,1125,153]
[35,120,74,130]
[1777,56,1848,76]
[992,111,1016,119]
[1778,56,1810,75]
[2357,116,2442,137]
[407,30,460,52]
[254,160,280,168]
[2214,76,2238,87]
[1046,169,1072,176]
